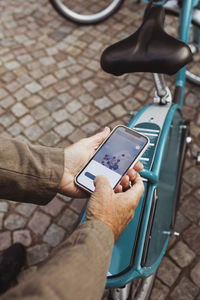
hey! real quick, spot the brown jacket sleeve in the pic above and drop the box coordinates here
[0,138,64,205]
[2,220,114,300]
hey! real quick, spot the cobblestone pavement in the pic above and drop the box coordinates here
[0,0,200,299]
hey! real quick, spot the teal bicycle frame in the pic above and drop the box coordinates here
[104,0,199,289]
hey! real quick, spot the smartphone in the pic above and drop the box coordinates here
[75,125,149,193]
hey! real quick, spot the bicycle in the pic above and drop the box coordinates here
[77,0,199,299]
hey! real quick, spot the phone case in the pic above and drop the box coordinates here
[75,125,149,194]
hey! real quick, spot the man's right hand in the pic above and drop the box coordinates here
[86,170,144,242]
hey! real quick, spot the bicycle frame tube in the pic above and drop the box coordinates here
[175,0,196,107]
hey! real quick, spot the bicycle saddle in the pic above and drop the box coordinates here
[100,5,193,76]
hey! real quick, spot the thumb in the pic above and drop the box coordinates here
[88,127,110,148]
[93,175,113,195]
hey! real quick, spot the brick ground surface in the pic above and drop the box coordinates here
[0,0,199,299]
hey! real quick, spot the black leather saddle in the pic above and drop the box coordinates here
[100,5,193,76]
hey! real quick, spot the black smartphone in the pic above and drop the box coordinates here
[75,125,149,193]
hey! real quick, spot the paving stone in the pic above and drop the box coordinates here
[169,241,196,268]
[157,256,181,287]
[58,208,78,233]
[43,223,65,247]
[20,114,35,128]
[11,102,28,117]
[0,96,14,109]
[25,81,42,93]
[24,124,43,141]
[40,57,56,66]
[0,201,9,213]
[95,111,114,126]
[82,104,99,117]
[110,104,126,118]
[191,261,200,288]
[40,197,65,217]
[44,98,62,112]
[54,80,70,93]
[123,97,140,111]
[150,279,170,300]
[185,93,200,108]
[16,203,37,218]
[68,110,88,126]
[180,196,200,223]
[109,90,125,103]
[94,97,112,110]
[24,95,42,108]
[27,244,49,266]
[183,167,200,188]
[79,94,93,104]
[13,229,32,247]
[55,68,69,79]
[194,189,200,200]
[0,112,16,127]
[5,60,20,70]
[170,277,199,300]
[17,54,32,64]
[0,88,8,100]
[0,231,11,251]
[174,211,191,233]
[82,122,100,134]
[55,121,74,137]
[31,105,49,121]
[120,84,135,97]
[39,116,56,131]
[180,180,193,201]
[28,211,50,235]
[14,88,30,101]
[70,198,88,214]
[68,128,87,143]
[66,100,82,114]
[39,131,60,146]
[40,74,57,87]
[4,214,26,230]
[183,225,200,255]
[52,108,69,122]
[8,123,23,136]
[6,81,21,93]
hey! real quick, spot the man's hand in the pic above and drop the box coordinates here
[59,127,144,199]
[86,171,144,241]
[59,127,110,197]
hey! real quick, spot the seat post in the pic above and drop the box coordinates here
[153,73,172,104]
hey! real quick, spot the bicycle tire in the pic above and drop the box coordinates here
[49,0,124,25]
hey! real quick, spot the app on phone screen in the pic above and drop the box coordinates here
[76,126,148,192]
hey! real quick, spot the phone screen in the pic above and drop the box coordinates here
[76,126,149,193]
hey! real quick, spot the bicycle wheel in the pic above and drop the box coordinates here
[164,2,200,86]
[49,0,124,25]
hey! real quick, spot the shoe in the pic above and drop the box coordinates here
[0,243,26,293]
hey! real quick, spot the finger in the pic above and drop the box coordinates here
[88,127,110,149]
[120,174,130,189]
[126,168,137,182]
[124,173,144,198]
[133,161,144,171]
[114,184,123,193]
[93,175,113,194]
